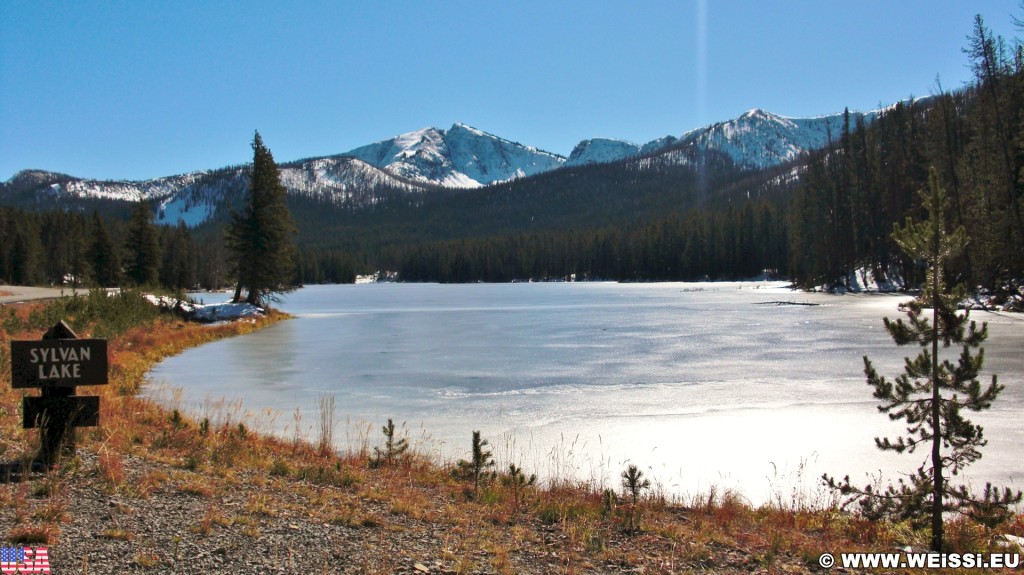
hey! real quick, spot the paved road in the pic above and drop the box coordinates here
[0,285,75,304]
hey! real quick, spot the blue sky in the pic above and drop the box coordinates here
[1,1,1020,181]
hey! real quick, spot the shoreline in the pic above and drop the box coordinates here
[3,297,1022,574]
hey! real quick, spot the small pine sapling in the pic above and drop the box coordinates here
[502,464,537,511]
[455,430,496,496]
[620,464,651,534]
[601,489,618,519]
[372,418,409,467]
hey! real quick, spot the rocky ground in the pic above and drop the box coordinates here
[4,447,839,575]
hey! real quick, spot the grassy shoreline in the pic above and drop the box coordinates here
[2,292,1022,573]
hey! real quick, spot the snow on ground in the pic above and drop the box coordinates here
[818,267,1023,312]
[144,294,265,322]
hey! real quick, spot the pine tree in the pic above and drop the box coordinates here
[225,131,297,306]
[10,219,44,285]
[160,221,196,290]
[824,169,1021,551]
[620,464,651,534]
[124,202,161,286]
[455,430,496,496]
[88,211,121,288]
[373,418,409,467]
[502,464,537,511]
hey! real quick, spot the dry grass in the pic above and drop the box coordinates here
[2,296,1023,574]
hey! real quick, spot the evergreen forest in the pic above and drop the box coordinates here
[1,17,1021,297]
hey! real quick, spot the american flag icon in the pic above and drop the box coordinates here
[0,547,50,574]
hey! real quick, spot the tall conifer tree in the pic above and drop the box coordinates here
[226,131,297,306]
[88,211,120,288]
[124,202,162,286]
[10,219,44,285]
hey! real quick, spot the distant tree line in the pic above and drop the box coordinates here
[383,200,787,283]
[1,204,213,290]
[0,204,353,291]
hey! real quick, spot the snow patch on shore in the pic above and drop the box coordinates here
[144,294,265,322]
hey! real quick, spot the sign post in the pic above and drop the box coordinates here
[10,321,108,467]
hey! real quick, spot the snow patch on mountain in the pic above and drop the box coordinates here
[53,172,208,203]
[566,135,679,167]
[346,123,566,188]
[278,156,428,203]
[567,139,641,166]
[678,108,876,170]
[4,104,902,227]
[4,156,431,228]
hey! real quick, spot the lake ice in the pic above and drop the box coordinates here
[146,282,1024,505]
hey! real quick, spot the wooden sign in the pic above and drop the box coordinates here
[7,321,109,466]
[10,339,108,388]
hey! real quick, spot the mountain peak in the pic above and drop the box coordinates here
[449,122,485,136]
[4,104,895,227]
[7,169,77,188]
[347,123,565,188]
[566,138,642,167]
[679,108,872,169]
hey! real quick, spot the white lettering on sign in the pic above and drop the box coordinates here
[38,363,82,379]
[29,346,92,363]
[28,345,91,380]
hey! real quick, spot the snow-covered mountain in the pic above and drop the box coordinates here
[565,136,679,167]
[677,108,876,170]
[2,107,887,227]
[346,123,566,188]
[2,156,432,227]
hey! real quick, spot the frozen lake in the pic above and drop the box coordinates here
[146,282,1024,505]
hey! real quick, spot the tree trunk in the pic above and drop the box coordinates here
[931,260,944,552]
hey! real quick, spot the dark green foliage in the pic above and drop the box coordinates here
[26,288,161,339]
[372,418,409,467]
[124,201,162,286]
[790,15,1023,290]
[601,488,618,519]
[225,131,298,306]
[388,198,788,283]
[0,205,208,291]
[454,430,496,496]
[160,222,197,290]
[295,247,357,285]
[824,170,1021,551]
[502,463,537,511]
[9,219,45,285]
[169,409,186,429]
[88,211,120,287]
[620,464,651,534]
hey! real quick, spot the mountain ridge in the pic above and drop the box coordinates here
[1,106,889,226]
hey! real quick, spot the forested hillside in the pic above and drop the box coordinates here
[789,16,1023,293]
